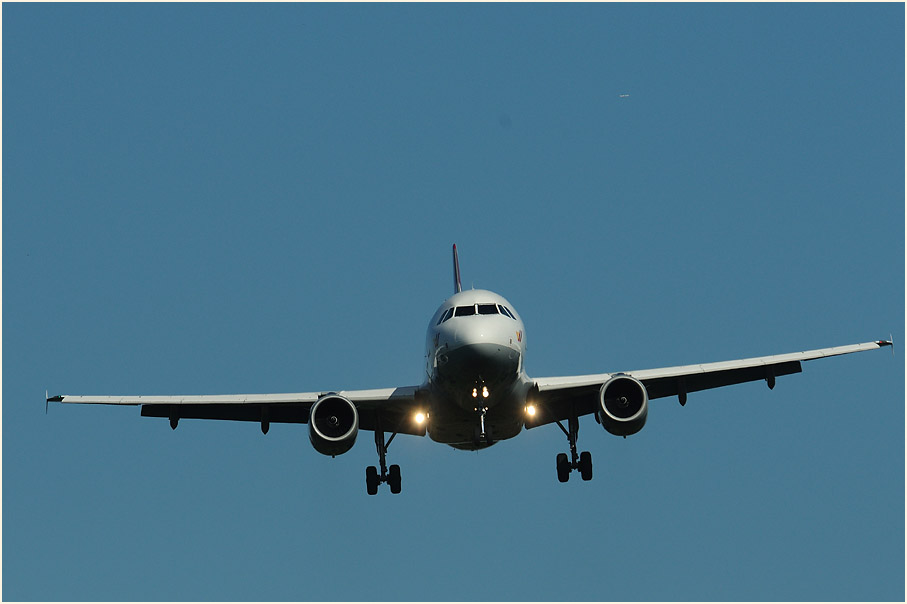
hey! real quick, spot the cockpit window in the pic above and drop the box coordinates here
[454,305,476,317]
[437,307,454,325]
[477,304,499,315]
[499,305,516,319]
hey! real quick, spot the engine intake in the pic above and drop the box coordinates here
[598,374,648,437]
[309,394,359,456]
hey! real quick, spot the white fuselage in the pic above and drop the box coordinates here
[423,289,532,449]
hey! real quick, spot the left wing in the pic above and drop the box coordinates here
[48,386,426,436]
[525,340,892,429]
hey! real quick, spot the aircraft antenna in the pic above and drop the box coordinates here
[452,244,462,294]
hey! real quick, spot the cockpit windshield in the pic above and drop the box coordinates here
[438,303,517,321]
[477,304,498,315]
[454,305,476,317]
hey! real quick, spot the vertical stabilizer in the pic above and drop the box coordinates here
[452,244,462,294]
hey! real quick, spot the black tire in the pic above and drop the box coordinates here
[366,466,379,495]
[388,464,402,494]
[556,453,570,483]
[579,451,593,481]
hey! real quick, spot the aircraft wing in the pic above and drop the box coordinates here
[525,340,892,429]
[47,386,426,436]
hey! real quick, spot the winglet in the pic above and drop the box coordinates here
[881,334,894,356]
[452,244,462,294]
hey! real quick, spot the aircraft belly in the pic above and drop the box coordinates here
[427,411,523,450]
[426,393,524,450]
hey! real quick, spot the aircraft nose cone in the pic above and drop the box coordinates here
[454,323,492,346]
[455,331,484,346]
[449,323,516,366]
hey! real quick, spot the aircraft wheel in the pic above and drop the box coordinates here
[556,453,570,483]
[579,451,593,481]
[366,466,379,495]
[388,464,402,494]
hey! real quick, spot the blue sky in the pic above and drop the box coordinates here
[3,3,903,601]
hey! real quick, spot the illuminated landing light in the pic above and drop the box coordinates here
[482,386,489,398]
[472,388,478,398]
[526,404,537,417]
[415,412,426,424]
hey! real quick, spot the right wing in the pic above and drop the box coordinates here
[525,340,892,429]
[48,386,426,436]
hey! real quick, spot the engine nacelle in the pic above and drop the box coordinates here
[308,394,359,456]
[598,374,648,437]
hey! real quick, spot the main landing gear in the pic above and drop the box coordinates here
[555,413,593,483]
[366,421,401,495]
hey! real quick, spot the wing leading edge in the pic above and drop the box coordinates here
[526,340,892,429]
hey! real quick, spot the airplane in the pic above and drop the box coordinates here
[48,245,892,495]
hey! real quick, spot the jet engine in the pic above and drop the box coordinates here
[598,374,648,437]
[308,394,359,456]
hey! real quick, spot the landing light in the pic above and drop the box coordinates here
[472,388,478,398]
[526,404,537,417]
[482,386,489,398]
[415,412,426,424]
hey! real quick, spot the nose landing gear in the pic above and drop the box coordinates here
[473,407,493,447]
[470,380,494,447]
[554,412,593,482]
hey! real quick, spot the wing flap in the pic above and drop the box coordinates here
[140,402,309,423]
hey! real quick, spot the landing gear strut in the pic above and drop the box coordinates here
[555,411,593,482]
[366,417,401,495]
[473,407,493,446]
